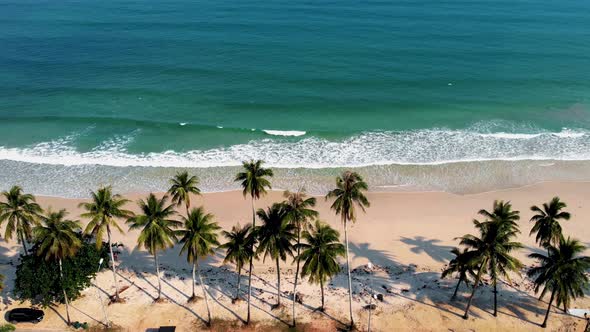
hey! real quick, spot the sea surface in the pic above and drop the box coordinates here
[1,0,590,197]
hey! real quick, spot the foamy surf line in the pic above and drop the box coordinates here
[0,128,588,168]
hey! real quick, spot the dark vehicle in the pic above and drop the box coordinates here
[7,308,44,323]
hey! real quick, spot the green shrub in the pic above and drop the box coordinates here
[14,236,110,306]
[0,324,16,332]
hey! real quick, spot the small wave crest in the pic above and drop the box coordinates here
[262,129,306,137]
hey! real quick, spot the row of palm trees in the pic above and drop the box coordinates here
[0,160,369,329]
[443,198,590,328]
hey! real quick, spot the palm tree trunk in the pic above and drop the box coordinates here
[541,289,556,328]
[235,265,242,300]
[463,259,486,319]
[276,258,281,307]
[155,253,162,300]
[19,232,28,255]
[107,230,120,301]
[344,218,354,328]
[320,279,325,311]
[59,259,72,325]
[247,197,255,324]
[197,260,212,325]
[292,226,301,327]
[493,281,498,316]
[191,262,196,299]
[451,276,463,300]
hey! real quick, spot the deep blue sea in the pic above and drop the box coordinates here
[1,0,590,196]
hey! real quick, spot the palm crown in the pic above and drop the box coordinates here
[256,203,296,262]
[235,160,273,200]
[326,171,370,223]
[220,224,254,271]
[79,186,132,249]
[298,220,345,285]
[530,197,570,248]
[528,237,590,327]
[34,209,81,262]
[168,171,201,214]
[178,207,220,263]
[0,186,42,253]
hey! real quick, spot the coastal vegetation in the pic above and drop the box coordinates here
[1,166,589,330]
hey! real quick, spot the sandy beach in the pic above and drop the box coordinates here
[1,181,589,331]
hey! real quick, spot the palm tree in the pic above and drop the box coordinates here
[528,237,590,328]
[256,203,296,308]
[0,186,42,254]
[325,171,369,327]
[282,189,318,327]
[530,197,570,249]
[126,194,180,301]
[177,207,220,325]
[297,220,345,311]
[459,201,523,319]
[441,247,477,300]
[168,171,201,216]
[79,186,132,301]
[33,209,81,325]
[220,224,254,302]
[234,159,273,323]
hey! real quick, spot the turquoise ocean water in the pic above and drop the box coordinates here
[1,0,590,197]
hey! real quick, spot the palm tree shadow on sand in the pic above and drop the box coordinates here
[399,236,455,263]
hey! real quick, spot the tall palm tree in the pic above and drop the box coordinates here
[79,186,132,301]
[282,189,318,327]
[220,224,254,302]
[441,247,477,300]
[459,201,523,319]
[530,197,570,249]
[297,220,345,311]
[177,207,220,325]
[256,203,296,308]
[325,171,369,327]
[528,237,590,328]
[168,171,201,216]
[0,186,42,254]
[33,209,81,325]
[234,159,273,323]
[126,194,179,301]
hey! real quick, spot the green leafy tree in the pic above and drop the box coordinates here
[177,207,220,325]
[234,159,273,323]
[79,186,132,301]
[297,220,345,311]
[0,186,42,254]
[220,224,254,301]
[282,189,318,326]
[459,201,523,319]
[168,171,201,215]
[15,236,109,307]
[528,237,590,328]
[127,194,180,301]
[441,247,477,300]
[33,209,82,325]
[256,203,296,308]
[325,171,369,327]
[530,197,570,249]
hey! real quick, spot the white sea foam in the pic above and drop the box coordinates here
[0,128,589,168]
[179,122,187,126]
[262,130,306,137]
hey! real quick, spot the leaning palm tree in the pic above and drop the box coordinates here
[234,159,273,323]
[530,197,570,249]
[297,220,345,311]
[459,200,523,319]
[256,203,296,308]
[177,207,220,325]
[441,247,477,300]
[126,194,179,301]
[0,186,42,254]
[168,171,201,216]
[325,171,369,327]
[79,186,132,301]
[528,237,590,328]
[220,224,254,302]
[282,189,318,327]
[34,209,81,325]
